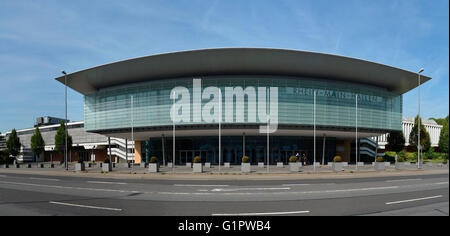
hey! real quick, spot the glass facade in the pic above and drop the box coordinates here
[84,75,402,131]
[141,136,337,165]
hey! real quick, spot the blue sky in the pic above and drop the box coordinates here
[0,0,448,133]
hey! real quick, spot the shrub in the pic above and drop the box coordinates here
[383,152,396,163]
[150,156,158,163]
[376,156,384,162]
[193,156,202,163]
[103,158,110,163]
[333,156,342,163]
[242,156,249,163]
[77,159,84,164]
[398,151,408,159]
[289,156,298,163]
[397,156,405,162]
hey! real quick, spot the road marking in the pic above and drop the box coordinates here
[49,201,122,211]
[386,195,444,205]
[30,177,60,181]
[282,184,311,186]
[385,178,422,183]
[174,184,230,187]
[0,180,141,194]
[211,187,291,192]
[87,181,126,185]
[212,210,310,216]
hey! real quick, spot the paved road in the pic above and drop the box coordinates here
[0,171,448,216]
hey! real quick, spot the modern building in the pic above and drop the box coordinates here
[3,121,134,163]
[0,133,6,152]
[35,116,69,127]
[51,48,431,165]
[376,117,443,150]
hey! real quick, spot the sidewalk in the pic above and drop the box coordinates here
[0,163,448,180]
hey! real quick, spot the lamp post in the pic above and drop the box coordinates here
[417,68,424,169]
[62,71,68,171]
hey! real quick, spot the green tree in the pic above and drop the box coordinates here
[387,130,405,152]
[409,115,431,152]
[54,121,72,154]
[6,129,21,160]
[30,127,45,162]
[438,116,449,158]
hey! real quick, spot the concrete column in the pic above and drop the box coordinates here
[243,132,246,157]
[162,135,166,166]
[322,134,326,165]
[125,139,128,163]
[134,140,142,164]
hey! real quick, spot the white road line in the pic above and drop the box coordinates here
[385,178,422,183]
[87,181,126,185]
[282,184,311,186]
[212,210,310,216]
[174,184,230,187]
[30,177,60,181]
[386,195,444,205]
[0,180,141,193]
[49,201,122,211]
[211,187,291,192]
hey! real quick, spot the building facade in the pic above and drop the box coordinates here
[376,118,443,150]
[47,48,431,165]
[3,121,134,163]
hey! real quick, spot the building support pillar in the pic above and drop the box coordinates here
[125,139,128,163]
[162,135,166,166]
[375,136,378,162]
[108,137,112,168]
[134,140,142,164]
[322,134,326,165]
[243,132,246,157]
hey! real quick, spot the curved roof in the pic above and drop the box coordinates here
[55,48,431,95]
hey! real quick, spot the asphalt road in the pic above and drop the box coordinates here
[0,171,448,216]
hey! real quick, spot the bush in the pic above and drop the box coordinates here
[333,156,342,163]
[397,156,406,162]
[242,156,249,163]
[193,156,202,163]
[376,156,384,162]
[103,158,110,163]
[77,159,84,164]
[383,152,396,163]
[289,156,298,163]
[150,156,158,163]
[398,151,408,159]
[424,149,439,160]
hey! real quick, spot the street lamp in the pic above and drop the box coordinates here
[417,68,424,169]
[62,71,68,171]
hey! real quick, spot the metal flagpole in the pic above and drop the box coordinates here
[267,87,270,173]
[131,95,134,174]
[219,89,222,173]
[173,91,176,173]
[314,90,316,172]
[356,94,358,170]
